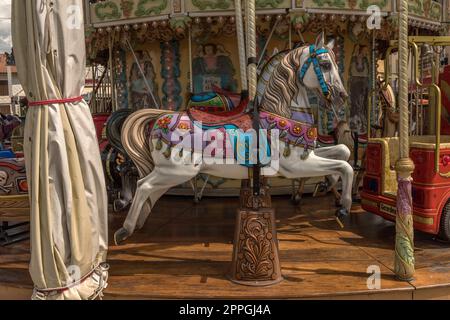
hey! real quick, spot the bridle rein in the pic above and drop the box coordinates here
[298,44,334,101]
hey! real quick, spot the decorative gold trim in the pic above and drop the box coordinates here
[377,201,433,225]
[361,198,378,208]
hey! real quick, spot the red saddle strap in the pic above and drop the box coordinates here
[29,96,83,107]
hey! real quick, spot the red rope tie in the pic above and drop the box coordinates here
[29,96,83,107]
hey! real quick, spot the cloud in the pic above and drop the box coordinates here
[0,0,11,53]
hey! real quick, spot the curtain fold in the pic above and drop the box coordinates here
[12,0,108,300]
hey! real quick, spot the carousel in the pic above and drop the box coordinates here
[0,0,449,300]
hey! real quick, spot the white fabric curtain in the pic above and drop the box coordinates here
[12,0,109,300]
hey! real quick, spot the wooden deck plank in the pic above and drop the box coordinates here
[0,194,449,300]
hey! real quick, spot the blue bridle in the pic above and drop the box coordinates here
[298,45,332,100]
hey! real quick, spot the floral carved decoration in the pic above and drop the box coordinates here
[95,1,121,21]
[235,212,278,281]
[135,0,168,17]
[191,0,233,10]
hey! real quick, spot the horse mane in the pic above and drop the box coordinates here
[256,49,289,104]
[259,46,305,118]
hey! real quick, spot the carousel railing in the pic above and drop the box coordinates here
[89,64,113,114]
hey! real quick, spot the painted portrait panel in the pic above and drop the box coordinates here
[192,43,237,94]
[348,44,370,134]
[129,50,160,110]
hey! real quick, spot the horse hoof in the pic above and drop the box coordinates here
[114,228,130,245]
[113,199,129,213]
[335,207,349,228]
[292,194,302,205]
[318,182,328,193]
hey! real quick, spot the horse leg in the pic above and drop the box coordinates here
[114,165,200,244]
[314,145,351,206]
[280,151,354,225]
[292,178,307,205]
[113,166,136,212]
[352,149,366,201]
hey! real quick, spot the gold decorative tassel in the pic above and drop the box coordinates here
[301,148,310,160]
[163,145,172,159]
[155,138,163,151]
[283,144,291,158]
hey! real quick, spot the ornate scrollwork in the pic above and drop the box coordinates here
[191,0,233,10]
[135,0,168,17]
[234,211,279,281]
[240,186,271,209]
[95,1,121,21]
[256,0,284,8]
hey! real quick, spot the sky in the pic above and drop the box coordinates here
[0,0,11,53]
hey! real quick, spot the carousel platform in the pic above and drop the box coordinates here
[0,194,449,300]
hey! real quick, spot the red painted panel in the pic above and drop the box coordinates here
[410,147,450,185]
[92,113,110,142]
[365,143,381,175]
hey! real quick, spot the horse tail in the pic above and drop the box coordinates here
[106,109,133,155]
[121,109,173,178]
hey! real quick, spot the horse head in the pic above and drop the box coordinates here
[297,32,348,112]
[260,32,347,119]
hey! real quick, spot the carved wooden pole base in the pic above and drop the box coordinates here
[229,184,283,286]
[394,158,415,281]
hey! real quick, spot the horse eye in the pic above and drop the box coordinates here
[320,62,332,71]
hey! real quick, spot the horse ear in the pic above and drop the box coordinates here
[315,31,325,48]
[326,39,335,51]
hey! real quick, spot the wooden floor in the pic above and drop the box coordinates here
[1,194,449,300]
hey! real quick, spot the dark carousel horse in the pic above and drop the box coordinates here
[101,108,140,212]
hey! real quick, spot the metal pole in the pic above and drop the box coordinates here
[188,25,194,94]
[91,64,96,113]
[246,0,259,194]
[108,32,117,111]
[246,1,257,101]
[235,0,248,92]
[231,1,282,286]
[368,30,376,139]
[126,38,160,109]
[257,19,280,68]
[394,0,415,281]
[7,66,13,114]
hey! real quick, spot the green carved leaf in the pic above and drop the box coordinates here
[408,0,424,15]
[311,0,346,8]
[95,1,121,21]
[430,2,442,21]
[396,234,415,266]
[191,0,233,10]
[135,0,168,17]
[256,0,284,8]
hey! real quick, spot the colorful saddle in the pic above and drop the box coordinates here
[188,87,241,113]
[187,100,251,131]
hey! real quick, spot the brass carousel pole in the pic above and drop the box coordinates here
[395,0,415,281]
[230,0,282,286]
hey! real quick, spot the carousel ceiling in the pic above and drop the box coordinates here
[85,0,448,54]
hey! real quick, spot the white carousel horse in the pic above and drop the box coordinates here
[114,33,354,244]
[256,44,351,204]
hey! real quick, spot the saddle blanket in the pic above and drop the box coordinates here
[149,110,318,166]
